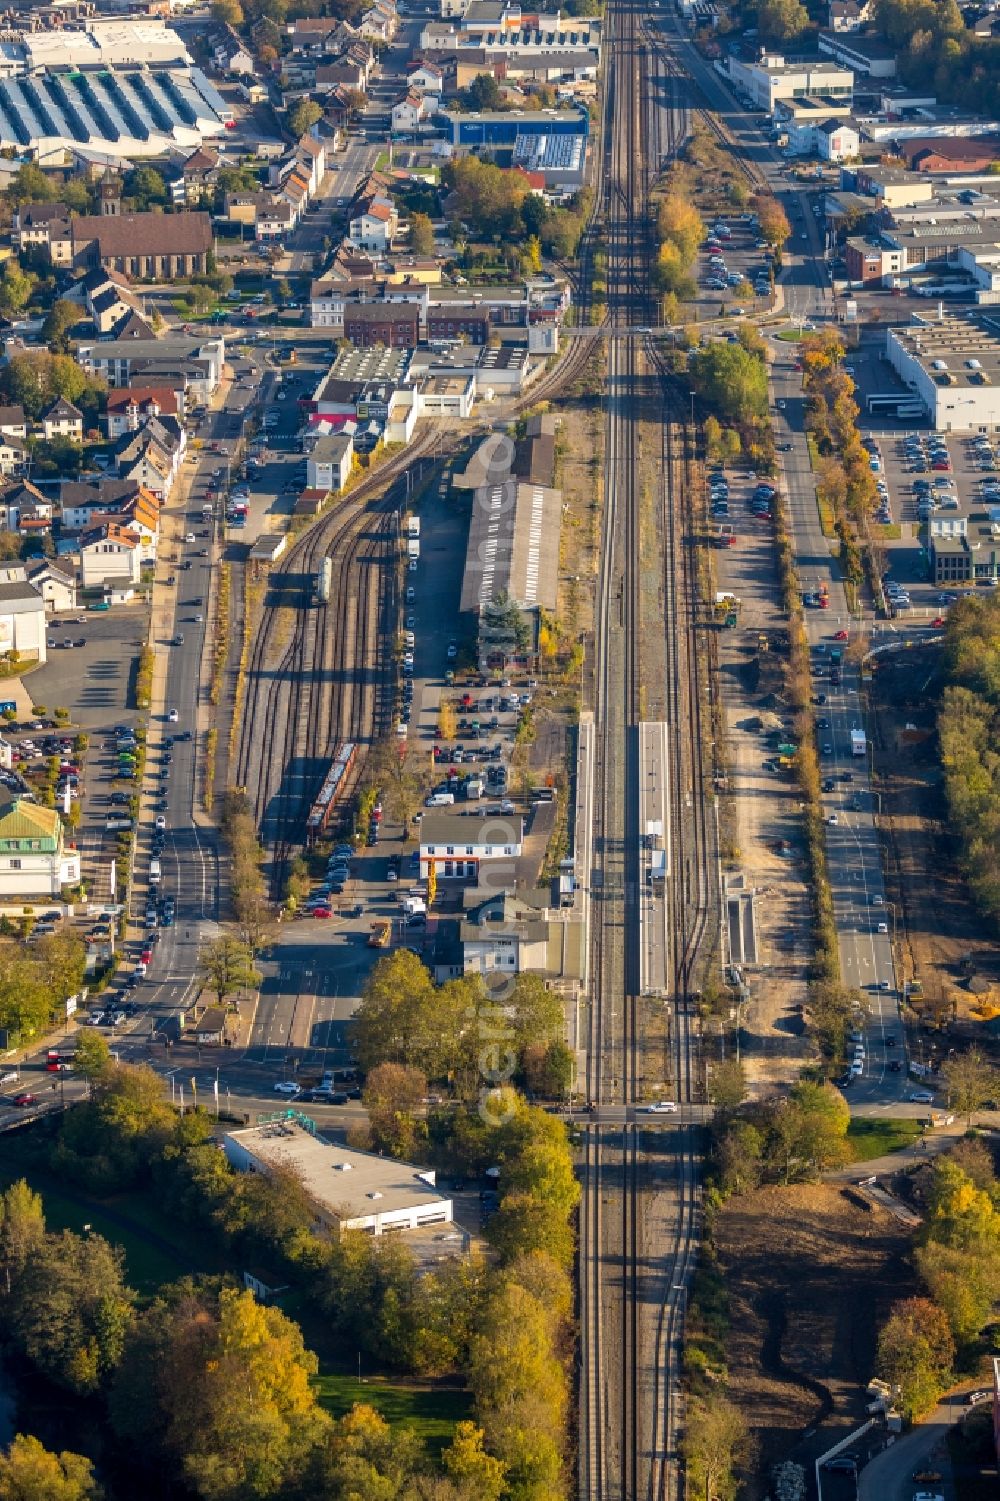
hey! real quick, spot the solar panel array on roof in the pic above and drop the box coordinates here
[514,131,585,172]
[0,63,227,154]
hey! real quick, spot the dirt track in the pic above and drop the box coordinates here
[869,648,1000,1030]
[713,1183,914,1494]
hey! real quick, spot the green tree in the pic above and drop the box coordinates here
[715,1119,764,1196]
[353,954,480,1082]
[32,436,82,479]
[541,204,584,259]
[129,167,166,209]
[467,72,504,110]
[409,211,435,256]
[353,949,436,1069]
[486,1191,574,1267]
[198,933,261,1007]
[682,1395,751,1501]
[310,1403,424,1499]
[0,1179,45,1297]
[114,1285,330,1501]
[36,928,86,1006]
[940,1048,998,1122]
[0,929,85,1043]
[521,234,543,275]
[704,413,723,461]
[362,1061,427,1159]
[9,1230,132,1394]
[521,191,547,240]
[506,972,564,1051]
[876,1296,954,1419]
[468,1280,566,1501]
[54,1062,175,1193]
[211,0,244,22]
[442,1422,507,1501]
[72,1026,112,1082]
[914,1239,999,1345]
[655,240,697,300]
[288,98,322,138]
[41,299,79,348]
[441,156,529,243]
[757,0,809,42]
[768,1080,850,1182]
[690,340,769,427]
[709,1058,747,1113]
[479,590,531,659]
[924,1156,1000,1252]
[806,980,866,1060]
[5,164,51,204]
[0,1435,101,1501]
[0,264,36,317]
[49,354,87,405]
[521,1038,574,1098]
[60,178,93,214]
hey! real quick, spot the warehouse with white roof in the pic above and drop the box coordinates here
[885,313,1000,429]
[223,1118,454,1237]
[0,22,230,158]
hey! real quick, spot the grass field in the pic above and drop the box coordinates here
[845,1116,924,1161]
[0,1170,186,1289]
[0,1131,225,1291]
[313,1373,471,1455]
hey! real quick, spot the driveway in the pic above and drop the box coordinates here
[854,1392,962,1501]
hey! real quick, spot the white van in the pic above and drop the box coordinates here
[426,792,455,806]
[149,859,161,884]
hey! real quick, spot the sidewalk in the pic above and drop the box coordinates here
[828,1122,966,1183]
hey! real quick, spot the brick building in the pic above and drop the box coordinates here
[342,302,420,348]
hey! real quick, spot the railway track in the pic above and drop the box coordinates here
[232,246,607,880]
[644,25,768,195]
[232,433,436,891]
[579,1,720,1494]
[580,0,657,1492]
[649,417,713,1501]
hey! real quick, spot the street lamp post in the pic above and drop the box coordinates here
[689,390,696,427]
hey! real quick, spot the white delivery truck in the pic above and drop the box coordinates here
[851,729,866,758]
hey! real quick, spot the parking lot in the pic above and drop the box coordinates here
[862,423,1000,608]
[707,466,780,556]
[31,606,148,733]
[697,211,775,315]
[791,335,1000,608]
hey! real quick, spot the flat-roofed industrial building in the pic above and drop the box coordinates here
[223,1118,454,1237]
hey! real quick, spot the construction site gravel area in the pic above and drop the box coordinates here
[713,1183,914,1494]
[712,469,813,1094]
[869,645,1000,1036]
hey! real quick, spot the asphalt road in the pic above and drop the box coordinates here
[660,19,947,1117]
[283,136,379,273]
[853,1387,990,1501]
[121,350,274,1038]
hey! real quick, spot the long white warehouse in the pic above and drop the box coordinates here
[0,64,231,158]
[885,314,1000,431]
